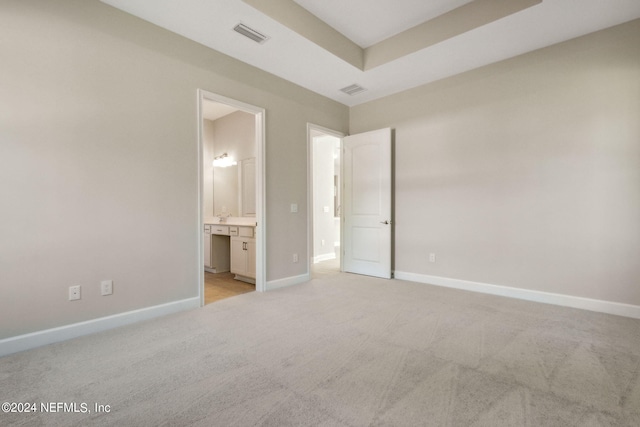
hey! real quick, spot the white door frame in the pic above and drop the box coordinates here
[306,123,345,275]
[198,89,266,305]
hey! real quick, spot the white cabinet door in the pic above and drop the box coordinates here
[231,236,256,279]
[231,237,256,279]
[230,237,245,275]
[246,239,256,278]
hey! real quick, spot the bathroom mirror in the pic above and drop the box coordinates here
[213,157,255,217]
[213,164,238,217]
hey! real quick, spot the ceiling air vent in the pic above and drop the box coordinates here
[233,23,269,44]
[340,84,367,96]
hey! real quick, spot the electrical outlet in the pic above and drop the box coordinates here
[69,285,81,301]
[429,253,436,263]
[293,253,299,263]
[101,280,113,296]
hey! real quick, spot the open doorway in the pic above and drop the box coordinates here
[308,124,344,279]
[198,90,265,306]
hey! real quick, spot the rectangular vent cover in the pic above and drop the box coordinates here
[340,84,367,96]
[233,23,269,44]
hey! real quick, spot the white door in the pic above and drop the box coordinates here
[343,128,392,278]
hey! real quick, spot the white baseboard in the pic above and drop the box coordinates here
[313,253,336,264]
[394,271,640,320]
[205,267,228,274]
[266,273,310,291]
[0,297,200,357]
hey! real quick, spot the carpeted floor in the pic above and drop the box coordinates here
[2,270,640,426]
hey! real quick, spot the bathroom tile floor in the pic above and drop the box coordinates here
[205,257,340,305]
[204,271,254,305]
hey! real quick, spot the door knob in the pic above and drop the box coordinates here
[380,220,390,225]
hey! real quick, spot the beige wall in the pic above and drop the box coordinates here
[2,0,637,342]
[351,20,640,305]
[0,0,348,339]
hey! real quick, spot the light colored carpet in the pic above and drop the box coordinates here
[2,272,640,426]
[311,258,341,280]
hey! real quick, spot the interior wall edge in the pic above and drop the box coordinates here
[0,297,200,357]
[266,273,311,291]
[395,272,640,320]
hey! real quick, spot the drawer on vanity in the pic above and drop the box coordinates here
[210,225,229,235]
[240,227,254,238]
[229,226,254,238]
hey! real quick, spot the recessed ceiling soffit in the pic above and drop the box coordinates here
[242,0,543,71]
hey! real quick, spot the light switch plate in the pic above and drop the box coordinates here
[101,280,113,296]
[69,285,81,301]
[290,203,298,213]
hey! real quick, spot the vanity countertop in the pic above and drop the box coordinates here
[204,217,257,227]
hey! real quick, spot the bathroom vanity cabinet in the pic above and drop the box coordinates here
[204,222,255,282]
[230,226,256,283]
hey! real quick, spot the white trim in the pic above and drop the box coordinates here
[266,273,310,291]
[198,90,267,295]
[313,253,336,263]
[395,271,640,320]
[307,123,345,279]
[197,92,205,307]
[0,298,200,357]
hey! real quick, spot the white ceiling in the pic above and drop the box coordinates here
[293,0,476,48]
[202,101,238,121]
[100,0,640,107]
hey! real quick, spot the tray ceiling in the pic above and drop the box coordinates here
[100,0,640,106]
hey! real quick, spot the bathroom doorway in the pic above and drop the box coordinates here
[198,90,265,305]
[308,124,344,278]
